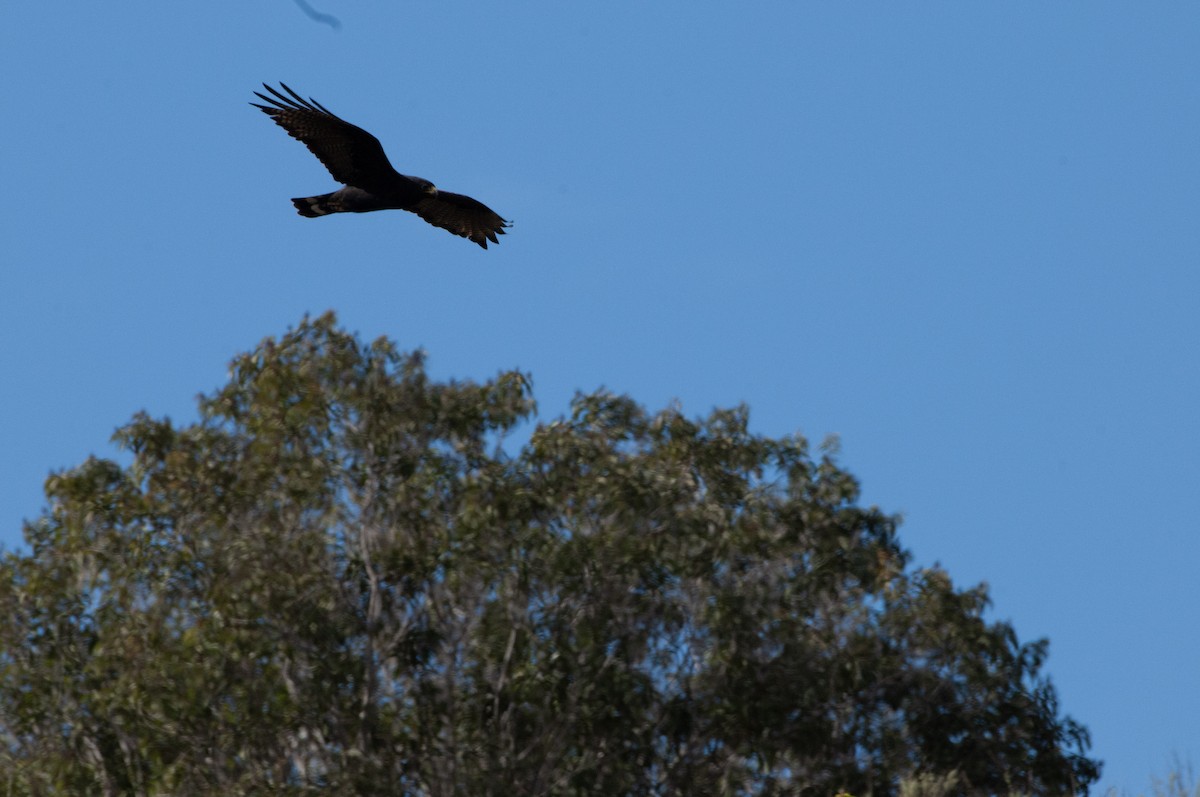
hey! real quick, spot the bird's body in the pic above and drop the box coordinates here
[252,83,509,248]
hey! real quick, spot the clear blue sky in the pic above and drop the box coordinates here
[2,2,1197,792]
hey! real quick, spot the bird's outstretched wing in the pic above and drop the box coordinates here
[251,83,398,195]
[414,191,511,249]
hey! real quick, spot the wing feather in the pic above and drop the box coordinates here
[413,191,511,249]
[252,83,399,195]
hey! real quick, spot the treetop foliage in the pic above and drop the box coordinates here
[0,313,1099,795]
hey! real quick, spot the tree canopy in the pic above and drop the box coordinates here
[0,313,1099,795]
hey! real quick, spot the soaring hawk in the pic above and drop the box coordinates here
[252,83,510,249]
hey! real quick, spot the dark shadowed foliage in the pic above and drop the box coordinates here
[0,313,1099,795]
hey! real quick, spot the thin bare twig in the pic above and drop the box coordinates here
[292,0,340,29]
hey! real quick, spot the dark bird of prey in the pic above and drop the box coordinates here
[252,83,510,249]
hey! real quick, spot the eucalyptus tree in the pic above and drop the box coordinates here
[0,314,1099,796]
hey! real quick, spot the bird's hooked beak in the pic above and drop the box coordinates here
[424,183,439,197]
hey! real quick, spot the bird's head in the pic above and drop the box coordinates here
[416,178,438,197]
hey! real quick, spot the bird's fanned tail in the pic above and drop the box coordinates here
[292,193,338,217]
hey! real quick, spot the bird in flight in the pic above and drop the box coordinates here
[252,83,510,249]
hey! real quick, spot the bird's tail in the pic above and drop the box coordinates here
[291,193,340,217]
